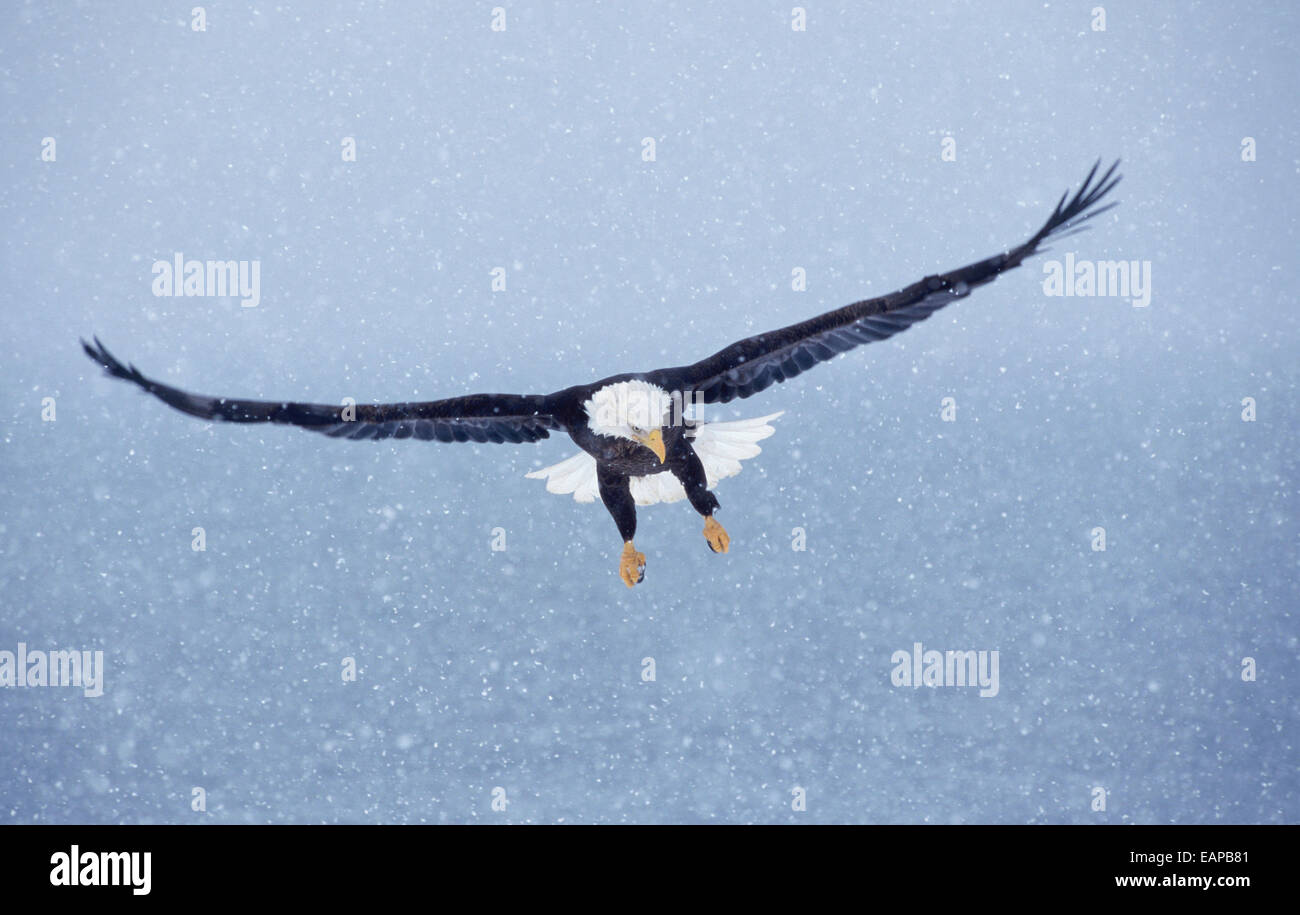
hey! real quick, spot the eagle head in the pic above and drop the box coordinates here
[584,379,672,463]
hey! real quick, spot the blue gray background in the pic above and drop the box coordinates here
[1,2,1295,823]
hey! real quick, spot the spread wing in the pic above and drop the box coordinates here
[81,338,559,444]
[648,160,1121,404]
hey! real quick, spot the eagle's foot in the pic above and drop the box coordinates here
[619,541,646,587]
[703,516,730,553]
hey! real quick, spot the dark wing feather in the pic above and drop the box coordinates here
[81,338,558,444]
[648,160,1121,404]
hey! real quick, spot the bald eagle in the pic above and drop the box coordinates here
[83,160,1120,587]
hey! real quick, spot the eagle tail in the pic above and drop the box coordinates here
[526,412,783,506]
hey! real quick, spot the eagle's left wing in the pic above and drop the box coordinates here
[82,338,559,444]
[648,160,1120,404]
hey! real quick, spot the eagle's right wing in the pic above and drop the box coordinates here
[82,338,559,444]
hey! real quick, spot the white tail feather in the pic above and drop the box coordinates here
[524,449,601,502]
[525,412,782,506]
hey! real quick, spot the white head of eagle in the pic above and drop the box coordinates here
[583,379,673,461]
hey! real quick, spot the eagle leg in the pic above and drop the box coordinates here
[667,438,728,554]
[703,516,730,554]
[597,466,645,587]
[619,541,646,588]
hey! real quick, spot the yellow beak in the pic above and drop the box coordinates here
[636,428,666,463]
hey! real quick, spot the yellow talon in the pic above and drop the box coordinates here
[703,516,730,554]
[619,540,646,587]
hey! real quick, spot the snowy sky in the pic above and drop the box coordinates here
[1,2,1296,823]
